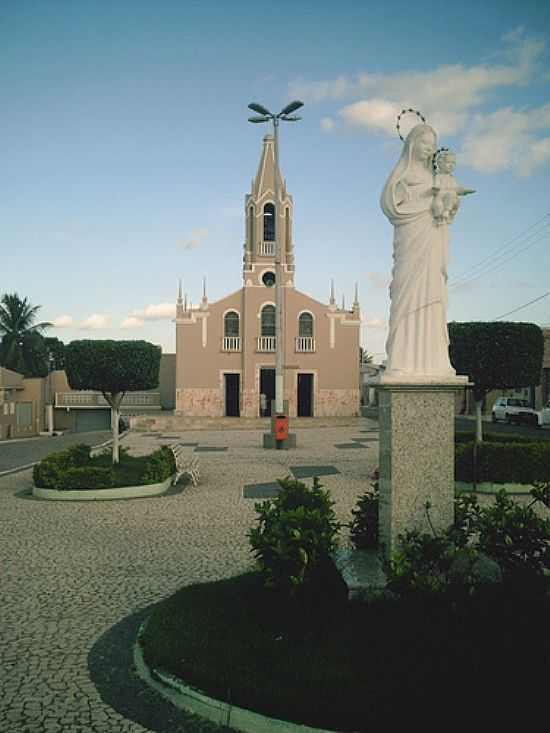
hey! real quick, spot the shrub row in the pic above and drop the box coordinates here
[455,441,550,484]
[455,431,535,446]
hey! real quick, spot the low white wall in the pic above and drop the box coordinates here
[33,475,174,501]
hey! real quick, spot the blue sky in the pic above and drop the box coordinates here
[2,0,549,361]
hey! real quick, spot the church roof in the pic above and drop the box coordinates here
[251,134,287,201]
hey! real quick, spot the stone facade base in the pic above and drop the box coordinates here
[316,389,360,417]
[176,388,222,417]
[175,387,360,418]
[378,383,460,559]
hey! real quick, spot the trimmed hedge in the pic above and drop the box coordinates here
[455,441,550,484]
[455,431,536,446]
[59,466,114,489]
[142,446,176,484]
[33,444,175,490]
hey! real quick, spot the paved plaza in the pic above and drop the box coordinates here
[0,419,377,733]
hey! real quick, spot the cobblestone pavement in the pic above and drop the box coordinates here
[0,432,112,474]
[0,420,378,732]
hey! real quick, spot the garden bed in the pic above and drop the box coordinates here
[138,566,549,731]
[32,443,176,499]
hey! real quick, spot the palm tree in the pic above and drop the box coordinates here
[0,293,52,376]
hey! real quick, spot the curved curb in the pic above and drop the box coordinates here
[33,475,174,501]
[134,620,338,733]
[0,431,129,479]
[456,480,536,496]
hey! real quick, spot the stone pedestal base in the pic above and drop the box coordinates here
[378,380,466,559]
[262,432,297,450]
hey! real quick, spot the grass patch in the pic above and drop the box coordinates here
[140,563,549,730]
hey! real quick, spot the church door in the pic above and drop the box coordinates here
[297,373,313,417]
[224,373,240,417]
[259,368,275,417]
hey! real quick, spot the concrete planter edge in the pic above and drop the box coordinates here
[33,475,174,501]
[455,481,534,495]
[133,619,338,733]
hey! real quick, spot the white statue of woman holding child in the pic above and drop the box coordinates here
[380,111,474,382]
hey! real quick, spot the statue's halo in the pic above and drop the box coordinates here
[396,108,427,141]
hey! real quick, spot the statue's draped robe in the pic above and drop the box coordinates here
[381,176,456,377]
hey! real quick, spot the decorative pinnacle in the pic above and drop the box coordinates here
[353,282,359,306]
[177,279,183,303]
[341,294,346,311]
[330,279,335,304]
[202,276,207,300]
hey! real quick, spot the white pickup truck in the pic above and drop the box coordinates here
[491,397,550,428]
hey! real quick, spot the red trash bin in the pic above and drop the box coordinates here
[275,415,289,441]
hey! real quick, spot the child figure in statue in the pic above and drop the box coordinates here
[432,149,475,225]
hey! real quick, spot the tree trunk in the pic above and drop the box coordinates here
[475,399,483,445]
[104,392,124,464]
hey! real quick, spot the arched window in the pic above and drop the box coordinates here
[261,305,276,336]
[224,311,240,338]
[248,206,254,250]
[299,312,313,338]
[285,207,290,250]
[263,203,275,241]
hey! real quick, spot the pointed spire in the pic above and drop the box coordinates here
[252,134,284,200]
[200,276,208,310]
[352,282,360,315]
[341,294,346,311]
[330,279,335,304]
[184,292,188,312]
[176,279,184,317]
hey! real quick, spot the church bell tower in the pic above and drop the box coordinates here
[243,134,295,287]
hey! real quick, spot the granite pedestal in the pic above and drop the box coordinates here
[377,379,467,559]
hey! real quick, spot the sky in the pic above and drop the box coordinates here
[2,0,550,362]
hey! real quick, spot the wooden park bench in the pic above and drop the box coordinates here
[169,443,200,487]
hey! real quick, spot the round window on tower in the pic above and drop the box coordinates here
[262,271,276,287]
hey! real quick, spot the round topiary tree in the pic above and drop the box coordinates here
[65,340,161,463]
[449,322,544,443]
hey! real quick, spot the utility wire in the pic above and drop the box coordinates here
[493,290,550,320]
[449,226,550,291]
[449,213,550,286]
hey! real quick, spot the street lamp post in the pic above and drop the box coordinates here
[248,101,303,421]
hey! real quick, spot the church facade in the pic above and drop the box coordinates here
[174,133,360,418]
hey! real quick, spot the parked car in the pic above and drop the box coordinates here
[542,401,550,427]
[491,397,541,426]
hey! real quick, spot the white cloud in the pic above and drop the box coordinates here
[364,317,387,330]
[461,104,550,175]
[121,316,145,329]
[130,303,175,321]
[289,30,550,176]
[80,314,111,330]
[320,117,336,132]
[178,227,208,251]
[52,314,74,328]
[366,272,391,290]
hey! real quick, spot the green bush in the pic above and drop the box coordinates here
[475,489,550,577]
[141,446,176,484]
[348,482,379,550]
[59,466,114,489]
[248,477,341,594]
[65,443,91,466]
[33,444,91,489]
[389,488,550,595]
[455,441,550,484]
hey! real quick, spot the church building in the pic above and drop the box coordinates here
[174,133,361,418]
